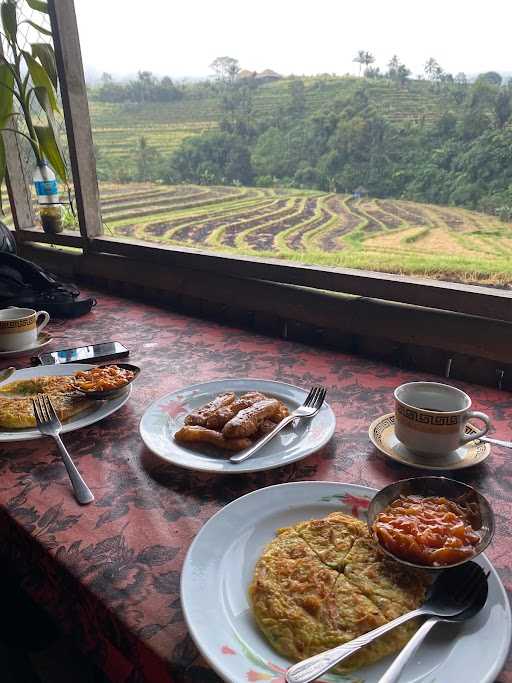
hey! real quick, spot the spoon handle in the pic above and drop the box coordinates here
[377,617,438,683]
[480,436,512,448]
[285,608,424,683]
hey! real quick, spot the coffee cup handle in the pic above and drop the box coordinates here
[461,411,491,443]
[36,310,50,334]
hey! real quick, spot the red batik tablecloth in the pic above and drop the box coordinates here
[0,290,510,682]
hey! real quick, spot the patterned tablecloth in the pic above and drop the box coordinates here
[0,290,510,683]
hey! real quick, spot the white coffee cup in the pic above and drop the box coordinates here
[394,381,491,456]
[0,307,50,351]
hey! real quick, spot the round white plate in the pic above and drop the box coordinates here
[181,481,511,683]
[0,363,131,442]
[0,332,52,358]
[139,378,335,474]
[369,413,491,470]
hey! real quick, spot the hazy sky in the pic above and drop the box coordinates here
[75,0,512,80]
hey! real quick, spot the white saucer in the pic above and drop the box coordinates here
[0,332,52,359]
[369,412,491,470]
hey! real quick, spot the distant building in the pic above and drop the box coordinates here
[353,185,369,198]
[255,69,282,82]
[238,69,282,83]
[238,69,257,80]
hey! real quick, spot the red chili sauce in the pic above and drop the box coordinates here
[373,495,481,566]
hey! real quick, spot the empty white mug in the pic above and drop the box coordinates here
[0,307,50,351]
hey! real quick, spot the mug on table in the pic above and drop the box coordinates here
[394,381,491,456]
[0,307,50,351]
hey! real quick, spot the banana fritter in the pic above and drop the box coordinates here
[175,391,289,453]
[249,511,430,673]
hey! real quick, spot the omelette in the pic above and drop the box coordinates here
[249,511,430,673]
[0,375,94,429]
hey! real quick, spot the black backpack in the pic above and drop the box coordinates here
[0,251,96,318]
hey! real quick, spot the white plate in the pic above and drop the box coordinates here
[181,481,511,683]
[0,363,131,442]
[0,332,52,358]
[139,378,335,473]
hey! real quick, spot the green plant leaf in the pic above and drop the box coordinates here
[22,19,52,36]
[1,1,17,44]
[0,63,14,124]
[26,0,48,13]
[34,123,66,181]
[23,51,58,111]
[31,43,57,90]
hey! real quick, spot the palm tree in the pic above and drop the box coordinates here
[363,52,376,70]
[353,50,366,76]
[424,57,442,81]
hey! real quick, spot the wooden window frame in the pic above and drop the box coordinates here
[8,0,512,328]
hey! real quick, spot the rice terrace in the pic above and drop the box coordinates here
[99,182,512,286]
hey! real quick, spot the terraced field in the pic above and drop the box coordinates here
[89,77,448,167]
[98,183,512,285]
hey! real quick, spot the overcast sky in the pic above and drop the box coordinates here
[75,0,512,81]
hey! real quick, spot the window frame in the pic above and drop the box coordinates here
[8,0,512,325]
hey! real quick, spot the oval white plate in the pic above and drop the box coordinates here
[139,378,335,474]
[181,481,511,683]
[0,363,131,442]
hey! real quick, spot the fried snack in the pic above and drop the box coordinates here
[205,392,266,430]
[250,512,430,673]
[258,418,277,436]
[184,392,236,426]
[174,425,251,451]
[270,400,289,423]
[222,398,280,438]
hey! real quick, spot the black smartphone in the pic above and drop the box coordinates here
[35,341,129,366]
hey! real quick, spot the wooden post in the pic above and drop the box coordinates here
[48,0,103,240]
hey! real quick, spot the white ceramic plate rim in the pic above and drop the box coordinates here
[369,412,491,471]
[0,331,52,357]
[181,480,512,683]
[139,377,336,474]
[0,363,131,441]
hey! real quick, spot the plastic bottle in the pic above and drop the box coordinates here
[33,161,63,233]
[33,161,59,204]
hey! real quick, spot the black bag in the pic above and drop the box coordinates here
[0,252,96,318]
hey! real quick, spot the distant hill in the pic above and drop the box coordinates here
[89,76,453,168]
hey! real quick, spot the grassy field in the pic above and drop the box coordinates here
[98,182,512,286]
[89,77,449,168]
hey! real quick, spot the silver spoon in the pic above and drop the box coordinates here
[285,562,486,683]
[479,435,512,448]
[377,566,489,683]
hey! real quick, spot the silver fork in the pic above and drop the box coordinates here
[31,394,94,505]
[229,386,327,464]
[285,562,487,683]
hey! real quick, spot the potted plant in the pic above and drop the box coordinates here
[0,0,68,234]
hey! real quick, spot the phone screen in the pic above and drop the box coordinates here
[37,341,129,365]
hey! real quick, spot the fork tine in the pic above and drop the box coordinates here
[303,387,316,407]
[37,393,49,422]
[31,397,42,426]
[43,393,57,421]
[314,387,326,408]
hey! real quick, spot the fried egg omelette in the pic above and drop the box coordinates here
[249,511,430,672]
[0,375,94,429]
